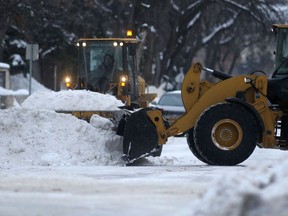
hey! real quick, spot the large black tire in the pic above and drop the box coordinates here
[186,128,213,164]
[194,103,258,165]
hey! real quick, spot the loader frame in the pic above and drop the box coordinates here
[146,63,282,149]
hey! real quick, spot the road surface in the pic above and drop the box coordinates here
[0,137,286,216]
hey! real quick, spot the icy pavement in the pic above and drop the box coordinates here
[0,136,287,216]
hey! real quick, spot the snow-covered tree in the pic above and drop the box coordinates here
[138,0,284,86]
[0,0,286,89]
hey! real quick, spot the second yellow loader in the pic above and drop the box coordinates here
[118,24,288,165]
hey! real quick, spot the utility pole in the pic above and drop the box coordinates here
[25,44,39,95]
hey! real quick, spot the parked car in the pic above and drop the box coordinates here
[150,90,185,124]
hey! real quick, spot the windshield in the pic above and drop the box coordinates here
[274,28,288,76]
[158,93,183,106]
[78,40,134,93]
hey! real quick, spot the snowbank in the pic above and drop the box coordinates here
[22,90,124,111]
[0,108,124,168]
[0,87,28,96]
[10,73,50,93]
[0,82,126,168]
[0,89,126,168]
[183,157,288,216]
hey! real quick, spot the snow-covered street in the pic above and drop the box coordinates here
[0,136,287,216]
[1,1,287,215]
[0,88,287,216]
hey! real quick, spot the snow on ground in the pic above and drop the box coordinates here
[0,75,126,167]
[182,155,288,216]
[0,87,28,96]
[0,108,124,168]
[22,90,124,111]
[1,76,288,215]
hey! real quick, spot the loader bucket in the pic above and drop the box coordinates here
[122,108,161,163]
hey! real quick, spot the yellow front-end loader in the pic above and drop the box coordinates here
[118,24,288,165]
[74,33,156,107]
[61,34,156,121]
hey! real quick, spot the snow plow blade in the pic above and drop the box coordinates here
[120,108,163,163]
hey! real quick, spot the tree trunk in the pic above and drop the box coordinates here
[0,14,10,61]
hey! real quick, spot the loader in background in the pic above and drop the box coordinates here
[67,31,156,106]
[118,24,288,165]
[61,32,157,122]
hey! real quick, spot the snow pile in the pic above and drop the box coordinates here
[10,73,50,93]
[0,87,28,96]
[0,79,126,168]
[0,88,126,168]
[184,158,288,216]
[0,108,124,168]
[22,90,124,111]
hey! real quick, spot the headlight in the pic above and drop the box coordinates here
[120,75,128,87]
[244,77,252,83]
[65,76,72,88]
[121,76,127,82]
[65,76,71,83]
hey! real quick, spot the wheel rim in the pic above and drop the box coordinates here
[211,119,243,150]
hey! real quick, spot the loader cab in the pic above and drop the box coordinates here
[76,38,139,102]
[268,25,288,107]
[272,24,288,78]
